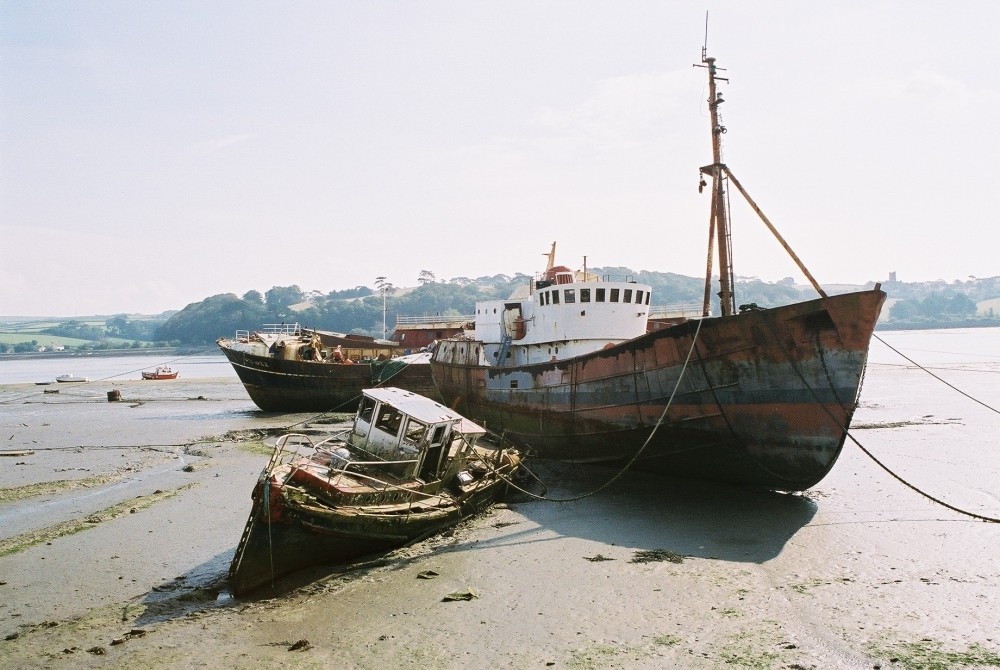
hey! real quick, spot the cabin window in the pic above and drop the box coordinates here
[645,293,650,305]
[510,379,518,389]
[430,425,446,445]
[552,291,560,305]
[541,291,548,305]
[624,289,633,303]
[596,288,605,302]
[375,405,404,436]
[564,289,575,303]
[610,288,620,302]
[358,396,376,424]
[403,419,427,445]
[635,290,643,304]
[580,288,590,303]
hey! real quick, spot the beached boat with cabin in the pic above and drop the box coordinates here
[228,387,521,594]
[429,51,885,491]
[141,366,178,380]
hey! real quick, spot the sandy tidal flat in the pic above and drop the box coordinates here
[0,374,998,669]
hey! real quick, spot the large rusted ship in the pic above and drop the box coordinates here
[429,51,886,490]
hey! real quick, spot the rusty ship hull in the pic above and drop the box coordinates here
[431,289,885,490]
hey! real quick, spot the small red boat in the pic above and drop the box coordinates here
[141,366,178,380]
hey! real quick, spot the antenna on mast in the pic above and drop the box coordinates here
[702,11,709,62]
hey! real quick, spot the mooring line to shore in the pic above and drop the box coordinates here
[774,330,1000,524]
[0,347,223,406]
[843,431,999,523]
[873,334,1000,415]
[492,318,705,504]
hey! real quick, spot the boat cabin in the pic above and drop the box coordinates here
[349,387,486,482]
[471,268,654,366]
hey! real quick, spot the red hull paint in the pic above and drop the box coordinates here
[141,371,178,380]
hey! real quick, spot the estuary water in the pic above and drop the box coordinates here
[0,351,237,385]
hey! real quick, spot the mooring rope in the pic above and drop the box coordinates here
[0,346,220,406]
[768,324,999,523]
[873,334,1000,415]
[493,317,704,503]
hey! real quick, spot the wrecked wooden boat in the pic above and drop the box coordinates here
[228,387,521,595]
[429,50,885,491]
[217,322,445,412]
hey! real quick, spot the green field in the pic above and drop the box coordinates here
[0,317,153,349]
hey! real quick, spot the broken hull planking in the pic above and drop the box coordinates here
[228,479,509,595]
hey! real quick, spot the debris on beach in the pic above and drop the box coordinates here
[584,554,615,562]
[630,549,686,564]
[442,588,478,602]
[109,629,148,646]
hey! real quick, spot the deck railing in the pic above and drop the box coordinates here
[648,303,708,319]
[394,315,474,326]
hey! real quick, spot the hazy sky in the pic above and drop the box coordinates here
[2,2,998,316]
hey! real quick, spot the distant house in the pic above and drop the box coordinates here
[53,344,65,351]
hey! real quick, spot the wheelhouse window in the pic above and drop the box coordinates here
[610,288,620,302]
[596,288,605,302]
[635,290,644,304]
[375,405,403,436]
[403,419,427,445]
[358,396,376,424]
[564,289,576,303]
[552,290,560,305]
[580,288,591,303]
[624,289,633,303]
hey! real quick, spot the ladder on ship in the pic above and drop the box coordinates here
[496,334,513,368]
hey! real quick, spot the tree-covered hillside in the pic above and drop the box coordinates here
[156,269,999,346]
[5,272,997,352]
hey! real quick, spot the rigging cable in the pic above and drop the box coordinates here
[873,333,1000,415]
[765,320,999,523]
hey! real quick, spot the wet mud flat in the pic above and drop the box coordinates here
[1,373,998,669]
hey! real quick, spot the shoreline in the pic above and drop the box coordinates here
[0,347,218,362]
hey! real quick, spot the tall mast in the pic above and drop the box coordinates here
[696,50,736,316]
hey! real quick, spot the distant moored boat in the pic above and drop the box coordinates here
[141,366,179,380]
